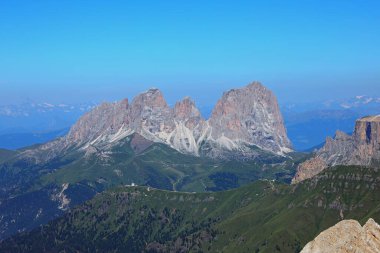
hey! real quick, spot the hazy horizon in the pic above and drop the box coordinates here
[1,80,379,108]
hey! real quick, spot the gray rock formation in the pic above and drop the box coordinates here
[207,82,291,157]
[171,97,207,155]
[293,115,380,183]
[21,82,292,161]
[301,218,380,253]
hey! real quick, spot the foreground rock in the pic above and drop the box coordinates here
[293,115,380,183]
[301,218,380,253]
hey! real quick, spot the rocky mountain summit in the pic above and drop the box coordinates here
[206,82,291,157]
[21,82,292,161]
[293,115,380,183]
[301,218,380,253]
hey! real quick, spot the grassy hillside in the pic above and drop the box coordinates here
[2,165,379,253]
[39,135,305,192]
[0,134,307,240]
[0,148,17,163]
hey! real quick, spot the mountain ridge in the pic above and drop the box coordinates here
[0,132,302,240]
[17,82,292,164]
[293,115,380,183]
[0,81,299,241]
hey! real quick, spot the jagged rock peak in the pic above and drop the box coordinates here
[174,97,202,120]
[131,88,168,109]
[301,218,380,253]
[24,82,292,161]
[334,130,351,140]
[246,80,269,91]
[208,81,292,154]
[292,115,380,184]
[65,99,130,146]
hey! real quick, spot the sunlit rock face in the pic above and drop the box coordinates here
[293,115,380,183]
[21,82,292,160]
[301,218,380,253]
[207,81,291,157]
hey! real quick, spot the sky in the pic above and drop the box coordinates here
[0,0,379,107]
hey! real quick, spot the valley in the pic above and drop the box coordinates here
[1,165,379,252]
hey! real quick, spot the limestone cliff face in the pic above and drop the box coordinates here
[65,98,130,147]
[128,88,175,143]
[207,82,291,155]
[293,115,380,183]
[301,218,380,253]
[21,82,292,160]
[354,116,380,162]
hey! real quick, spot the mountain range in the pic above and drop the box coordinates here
[2,94,380,151]
[282,94,380,150]
[26,81,291,161]
[0,102,94,149]
[0,82,379,252]
[0,82,305,241]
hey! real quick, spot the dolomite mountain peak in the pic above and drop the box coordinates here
[22,82,292,161]
[208,81,291,154]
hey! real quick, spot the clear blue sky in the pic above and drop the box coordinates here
[0,0,379,107]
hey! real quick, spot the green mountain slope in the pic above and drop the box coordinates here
[0,134,307,240]
[39,134,304,191]
[0,148,17,163]
[2,165,379,253]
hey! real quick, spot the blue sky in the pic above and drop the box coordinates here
[0,0,379,107]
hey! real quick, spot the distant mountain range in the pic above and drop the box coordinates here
[0,82,306,240]
[282,95,380,113]
[0,102,96,118]
[0,102,95,149]
[0,128,68,150]
[324,95,380,110]
[1,95,379,151]
[282,95,380,150]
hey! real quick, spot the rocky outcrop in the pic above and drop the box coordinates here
[22,82,292,160]
[301,218,380,253]
[293,115,380,183]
